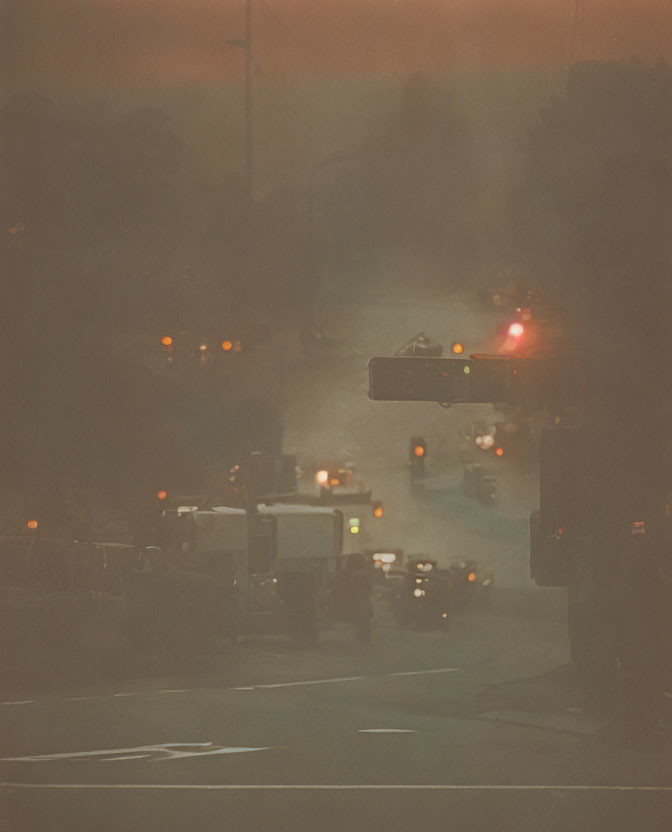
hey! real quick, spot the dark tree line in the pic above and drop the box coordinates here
[515,59,672,530]
[0,94,300,518]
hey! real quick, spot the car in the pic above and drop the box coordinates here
[0,537,182,678]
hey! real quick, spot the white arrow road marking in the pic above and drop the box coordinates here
[1,743,277,763]
[358,729,417,734]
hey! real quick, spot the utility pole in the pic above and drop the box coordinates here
[225,2,255,197]
[244,0,253,199]
[569,0,582,66]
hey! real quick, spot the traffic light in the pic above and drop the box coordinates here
[348,517,360,534]
[373,501,384,519]
[156,490,168,501]
[410,437,426,478]
[161,335,174,362]
[410,438,426,459]
[221,338,243,353]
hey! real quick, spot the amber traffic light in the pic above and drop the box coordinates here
[161,336,173,347]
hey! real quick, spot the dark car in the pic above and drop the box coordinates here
[0,537,182,679]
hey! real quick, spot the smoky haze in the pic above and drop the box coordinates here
[3,4,672,828]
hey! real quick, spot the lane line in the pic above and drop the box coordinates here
[388,668,459,677]
[1,668,461,706]
[2,783,672,792]
[358,729,417,734]
[254,676,364,690]
[113,692,153,698]
[66,697,105,702]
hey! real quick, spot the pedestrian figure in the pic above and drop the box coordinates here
[332,553,373,643]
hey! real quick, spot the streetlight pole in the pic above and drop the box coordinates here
[244,0,253,198]
[226,1,255,198]
[307,151,358,291]
[301,151,358,348]
[569,0,582,66]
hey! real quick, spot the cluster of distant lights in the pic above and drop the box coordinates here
[474,434,504,456]
[161,336,243,352]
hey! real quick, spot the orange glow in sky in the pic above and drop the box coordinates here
[6,0,672,90]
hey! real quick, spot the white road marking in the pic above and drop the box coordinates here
[2,783,672,792]
[113,692,151,698]
[358,729,417,734]
[66,697,105,702]
[388,668,459,677]
[253,676,364,689]
[1,667,461,707]
[1,743,277,763]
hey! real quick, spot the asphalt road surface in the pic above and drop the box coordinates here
[2,593,671,832]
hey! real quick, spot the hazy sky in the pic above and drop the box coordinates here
[5,0,672,92]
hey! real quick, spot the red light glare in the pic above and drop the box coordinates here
[467,572,477,583]
[373,506,383,518]
[221,340,233,351]
[451,342,464,355]
[495,447,504,457]
[156,490,168,501]
[26,520,39,530]
[508,322,524,338]
[161,336,173,347]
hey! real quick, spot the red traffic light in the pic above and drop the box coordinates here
[221,340,233,351]
[413,445,425,457]
[161,336,173,347]
[508,322,524,338]
[156,490,168,501]
[451,342,464,355]
[26,519,39,530]
[373,502,384,518]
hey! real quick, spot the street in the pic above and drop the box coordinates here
[3,250,670,832]
[2,590,671,832]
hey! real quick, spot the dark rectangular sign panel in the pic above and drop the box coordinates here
[368,357,472,402]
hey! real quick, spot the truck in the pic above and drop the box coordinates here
[156,502,343,646]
